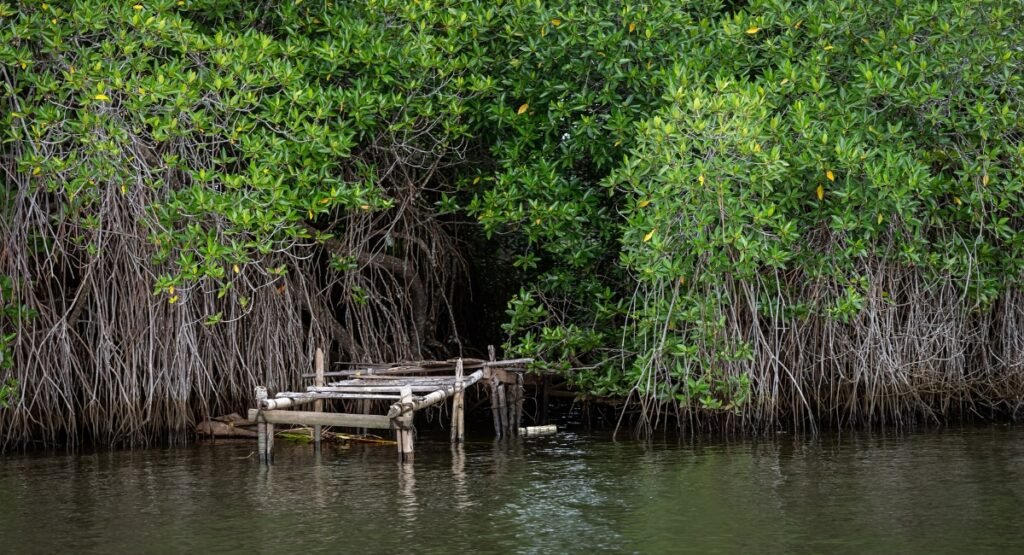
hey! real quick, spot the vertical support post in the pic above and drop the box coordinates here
[313,348,325,452]
[255,386,269,464]
[451,358,465,443]
[514,372,524,435]
[488,346,502,438]
[396,386,414,463]
[497,380,508,438]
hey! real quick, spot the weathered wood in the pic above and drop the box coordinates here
[497,382,508,437]
[514,372,525,435]
[386,369,484,418]
[246,409,392,429]
[396,386,414,463]
[314,348,325,452]
[265,422,275,461]
[261,396,318,410]
[312,384,454,394]
[451,358,465,443]
[488,346,502,438]
[277,392,403,401]
[482,358,534,368]
[520,424,557,436]
[255,386,269,464]
[257,420,267,463]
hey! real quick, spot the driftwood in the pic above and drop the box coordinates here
[196,413,258,438]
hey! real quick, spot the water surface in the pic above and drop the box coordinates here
[2,427,1022,553]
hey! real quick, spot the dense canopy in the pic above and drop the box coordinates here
[2,0,1023,444]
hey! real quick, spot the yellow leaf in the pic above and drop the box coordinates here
[233,264,240,274]
[643,229,656,243]
[698,174,705,185]
[982,174,989,186]
[472,176,481,185]
[816,185,824,200]
[94,93,110,101]
[360,204,370,211]
[550,18,561,26]
[320,197,330,204]
[168,285,175,295]
[679,276,686,285]
[877,213,884,224]
[168,295,179,304]
[953,196,962,205]
[307,209,313,219]
[51,18,56,24]
[628,23,636,33]
[794,20,803,29]
[120,184,127,194]
[534,218,541,225]
[781,78,789,85]
[20,62,26,69]
[638,199,651,208]
[753,142,762,153]
[746,26,760,35]
[824,44,834,51]
[517,103,529,115]
[32,167,41,175]
[826,170,835,181]
[133,3,142,10]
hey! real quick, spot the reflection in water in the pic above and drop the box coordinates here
[2,427,1023,554]
[397,459,417,523]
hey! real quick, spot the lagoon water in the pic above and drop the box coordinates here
[2,426,1022,554]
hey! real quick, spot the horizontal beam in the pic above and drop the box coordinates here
[309,384,452,394]
[248,409,392,429]
[276,392,403,401]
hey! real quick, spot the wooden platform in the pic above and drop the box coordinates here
[251,348,533,463]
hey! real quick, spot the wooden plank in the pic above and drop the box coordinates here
[247,409,392,429]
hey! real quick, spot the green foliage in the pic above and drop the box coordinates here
[0,377,17,409]
[4,0,1024,438]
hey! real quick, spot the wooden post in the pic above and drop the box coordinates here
[255,386,269,464]
[514,372,525,435]
[313,348,325,452]
[396,386,414,463]
[497,381,508,438]
[488,346,502,438]
[451,358,465,443]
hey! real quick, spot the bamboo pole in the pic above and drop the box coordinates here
[497,382,508,437]
[314,348,325,452]
[514,372,525,435]
[386,370,484,418]
[396,386,414,463]
[488,346,502,438]
[255,386,268,464]
[451,358,465,443]
[246,408,392,429]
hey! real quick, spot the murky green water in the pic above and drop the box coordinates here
[2,427,1022,554]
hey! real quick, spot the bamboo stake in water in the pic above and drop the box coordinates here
[451,358,465,443]
[314,348,325,452]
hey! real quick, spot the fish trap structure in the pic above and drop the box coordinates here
[250,347,536,463]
